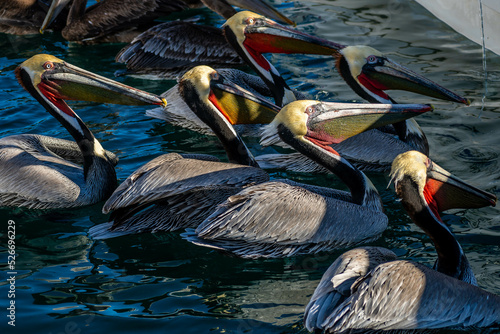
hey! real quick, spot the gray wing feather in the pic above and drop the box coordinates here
[0,135,84,208]
[189,180,387,257]
[31,134,118,166]
[103,153,268,213]
[116,21,243,77]
[146,85,214,135]
[322,260,500,331]
[257,129,413,173]
[304,247,398,332]
[63,0,187,42]
[90,185,240,239]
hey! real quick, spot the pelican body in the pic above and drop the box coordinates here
[0,0,68,35]
[221,12,468,172]
[124,11,469,173]
[88,66,273,239]
[304,151,498,332]
[184,99,433,258]
[40,0,292,43]
[4,54,165,209]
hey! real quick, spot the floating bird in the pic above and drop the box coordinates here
[0,0,68,35]
[124,11,469,172]
[115,4,294,75]
[3,54,165,209]
[304,150,498,332]
[40,0,292,43]
[88,66,273,239]
[147,67,282,136]
[184,100,433,258]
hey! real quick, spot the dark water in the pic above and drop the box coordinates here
[0,1,499,333]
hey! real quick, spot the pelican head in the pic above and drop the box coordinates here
[261,100,433,149]
[224,11,343,63]
[15,54,166,159]
[179,65,280,167]
[179,65,280,126]
[224,11,345,106]
[390,151,496,215]
[337,46,470,105]
[16,54,166,116]
[226,0,294,26]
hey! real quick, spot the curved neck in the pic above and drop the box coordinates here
[396,176,473,282]
[223,25,295,107]
[337,55,429,153]
[18,67,114,183]
[337,55,382,104]
[393,117,429,154]
[180,81,259,167]
[278,125,380,206]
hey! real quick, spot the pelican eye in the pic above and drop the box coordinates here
[246,17,255,25]
[425,157,432,169]
[211,71,219,80]
[366,55,378,64]
[305,106,314,115]
[43,61,54,70]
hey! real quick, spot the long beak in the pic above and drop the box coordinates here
[39,0,72,34]
[243,18,345,55]
[41,62,166,106]
[210,75,280,124]
[426,162,497,210]
[361,58,470,105]
[306,102,433,144]
[227,0,295,26]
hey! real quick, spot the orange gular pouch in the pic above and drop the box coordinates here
[423,176,495,217]
[37,80,76,117]
[423,179,444,222]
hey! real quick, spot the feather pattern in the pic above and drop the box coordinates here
[62,0,188,42]
[304,247,398,332]
[304,151,499,333]
[116,21,244,77]
[257,129,414,173]
[320,261,500,331]
[89,152,269,238]
[186,179,387,258]
[0,134,116,209]
[102,152,267,212]
[0,0,67,35]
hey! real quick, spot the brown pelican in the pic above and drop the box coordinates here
[2,54,165,209]
[0,0,68,34]
[228,22,468,170]
[304,151,498,332]
[88,66,273,239]
[184,100,433,258]
[125,11,469,172]
[40,0,292,43]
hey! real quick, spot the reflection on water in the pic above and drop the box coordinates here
[0,0,499,333]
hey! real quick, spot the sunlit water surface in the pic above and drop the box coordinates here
[0,1,499,333]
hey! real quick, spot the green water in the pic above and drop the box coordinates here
[0,1,499,333]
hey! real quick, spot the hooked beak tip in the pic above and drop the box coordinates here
[161,98,168,107]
